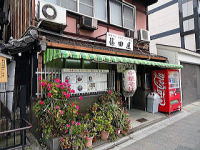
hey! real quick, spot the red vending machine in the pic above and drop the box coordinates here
[152,69,182,113]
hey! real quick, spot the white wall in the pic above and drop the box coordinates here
[148,0,181,54]
[184,34,196,51]
[149,3,180,35]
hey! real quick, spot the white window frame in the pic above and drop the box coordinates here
[122,3,136,31]
[93,0,108,22]
[109,0,136,31]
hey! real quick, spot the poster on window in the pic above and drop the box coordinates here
[123,70,137,93]
[106,32,133,51]
[62,69,108,94]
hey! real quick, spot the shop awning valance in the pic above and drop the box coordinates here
[44,48,183,69]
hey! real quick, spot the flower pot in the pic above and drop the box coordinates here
[46,137,60,150]
[92,136,97,143]
[101,131,109,141]
[121,130,128,135]
[115,129,121,135]
[85,137,93,148]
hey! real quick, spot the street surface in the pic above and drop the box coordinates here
[120,111,200,150]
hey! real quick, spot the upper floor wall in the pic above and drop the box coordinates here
[34,0,148,41]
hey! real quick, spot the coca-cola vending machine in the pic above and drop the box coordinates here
[152,69,182,113]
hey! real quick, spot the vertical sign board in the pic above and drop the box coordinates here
[0,56,7,83]
[106,32,133,51]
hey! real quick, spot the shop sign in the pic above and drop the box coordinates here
[106,32,133,51]
[123,70,137,93]
[0,56,7,83]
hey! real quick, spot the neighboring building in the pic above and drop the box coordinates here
[148,0,200,105]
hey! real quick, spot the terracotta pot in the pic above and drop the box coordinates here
[85,137,93,148]
[121,130,128,135]
[92,136,97,143]
[101,131,109,141]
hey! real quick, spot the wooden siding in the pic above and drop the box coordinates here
[10,0,32,39]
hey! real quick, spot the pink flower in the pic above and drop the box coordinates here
[65,93,70,99]
[38,76,42,81]
[47,92,53,97]
[66,83,71,87]
[65,80,69,83]
[108,90,112,95]
[40,81,47,87]
[39,100,45,105]
[55,105,60,110]
[65,130,68,134]
[54,78,61,83]
[47,88,51,91]
[47,83,52,88]
[79,96,83,100]
[62,91,67,96]
[71,121,75,125]
[76,105,80,110]
[66,124,71,128]
[59,110,64,115]
[56,84,60,88]
[70,89,75,93]
[76,122,81,126]
[60,86,65,89]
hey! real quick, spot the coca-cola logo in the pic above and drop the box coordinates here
[153,72,166,106]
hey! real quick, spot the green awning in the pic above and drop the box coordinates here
[44,48,183,69]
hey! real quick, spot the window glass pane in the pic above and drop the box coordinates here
[94,0,107,21]
[44,0,60,5]
[123,5,135,30]
[61,0,77,12]
[110,1,122,26]
[79,0,93,16]
[183,18,194,32]
[182,0,193,17]
[80,0,93,6]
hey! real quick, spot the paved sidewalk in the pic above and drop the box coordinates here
[94,102,200,150]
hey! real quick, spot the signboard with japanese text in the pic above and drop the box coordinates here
[106,32,133,51]
[123,70,137,93]
[0,56,7,82]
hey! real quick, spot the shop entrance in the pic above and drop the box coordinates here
[124,66,166,130]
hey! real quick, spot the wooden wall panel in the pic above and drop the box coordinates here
[10,0,32,39]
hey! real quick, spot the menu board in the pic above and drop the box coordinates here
[0,56,7,83]
[62,69,109,94]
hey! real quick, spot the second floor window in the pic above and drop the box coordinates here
[109,0,136,30]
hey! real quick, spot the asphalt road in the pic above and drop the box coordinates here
[121,111,200,150]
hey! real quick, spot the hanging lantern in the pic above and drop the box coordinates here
[123,70,137,93]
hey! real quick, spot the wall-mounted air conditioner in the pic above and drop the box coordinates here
[125,29,135,38]
[38,0,67,30]
[138,29,150,42]
[80,16,98,30]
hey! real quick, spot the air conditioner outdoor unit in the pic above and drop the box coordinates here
[80,16,98,30]
[38,0,67,30]
[138,29,150,42]
[125,30,135,38]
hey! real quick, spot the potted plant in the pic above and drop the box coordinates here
[59,137,72,150]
